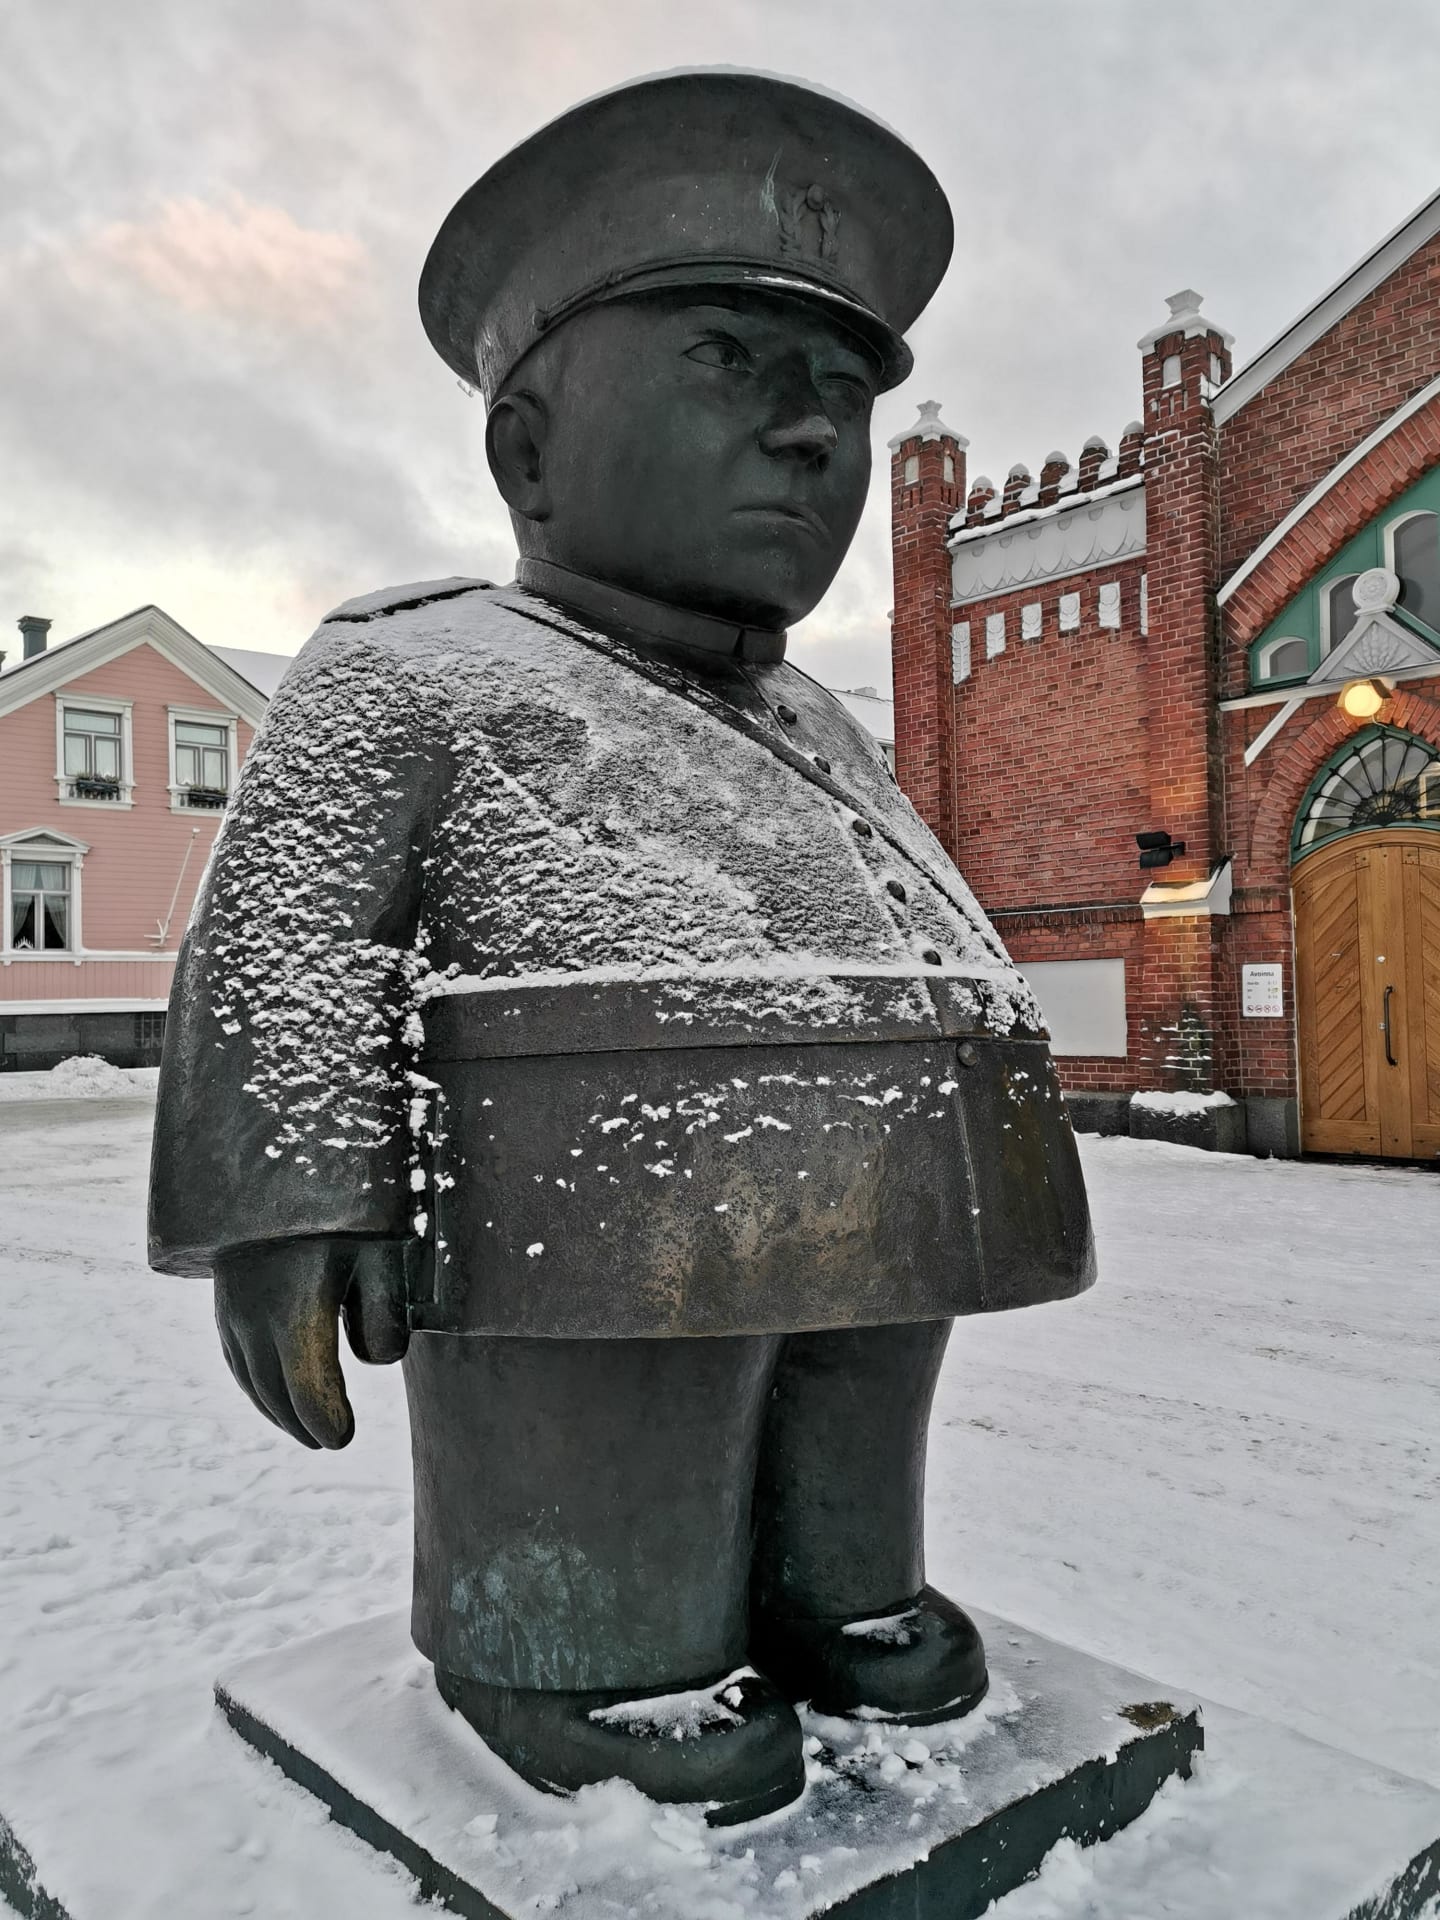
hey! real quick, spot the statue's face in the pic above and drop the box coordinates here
[503,288,881,628]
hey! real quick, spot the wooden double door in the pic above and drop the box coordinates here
[1294,829,1440,1158]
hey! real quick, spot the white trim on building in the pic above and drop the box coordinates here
[1213,188,1440,425]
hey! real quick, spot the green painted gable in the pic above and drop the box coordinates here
[1247,462,1440,688]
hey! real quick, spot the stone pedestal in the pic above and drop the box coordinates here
[211,1611,1199,1920]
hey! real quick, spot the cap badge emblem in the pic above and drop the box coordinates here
[775,181,842,264]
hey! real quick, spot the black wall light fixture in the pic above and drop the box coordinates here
[1136,830,1186,871]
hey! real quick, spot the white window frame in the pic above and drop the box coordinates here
[1384,507,1438,575]
[167,704,239,813]
[1385,509,1440,628]
[1319,574,1359,657]
[0,829,88,958]
[54,694,134,808]
[1255,634,1312,682]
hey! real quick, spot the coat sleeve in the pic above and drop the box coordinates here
[148,624,438,1276]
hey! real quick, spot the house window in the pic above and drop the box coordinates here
[174,719,231,806]
[1256,635,1311,683]
[1392,512,1440,632]
[63,708,123,799]
[10,859,72,951]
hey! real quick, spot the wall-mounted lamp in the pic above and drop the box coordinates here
[1136,830,1186,871]
[1337,676,1393,720]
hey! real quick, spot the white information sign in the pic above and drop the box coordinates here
[1242,963,1284,1018]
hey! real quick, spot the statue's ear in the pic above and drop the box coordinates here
[486,391,550,522]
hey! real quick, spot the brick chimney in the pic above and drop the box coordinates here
[889,400,966,854]
[19,615,51,659]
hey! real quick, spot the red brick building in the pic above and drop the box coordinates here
[891,195,1440,1159]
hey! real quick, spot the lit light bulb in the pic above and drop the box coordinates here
[1337,677,1390,720]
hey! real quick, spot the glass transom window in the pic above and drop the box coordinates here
[1294,726,1440,856]
[10,860,71,951]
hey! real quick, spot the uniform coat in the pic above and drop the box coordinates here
[149,579,1093,1335]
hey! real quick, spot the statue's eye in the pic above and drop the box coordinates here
[821,374,872,416]
[685,337,751,373]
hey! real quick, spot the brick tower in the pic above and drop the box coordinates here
[889,399,966,848]
[1135,291,1235,1088]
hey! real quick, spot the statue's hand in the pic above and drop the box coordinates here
[214,1239,411,1450]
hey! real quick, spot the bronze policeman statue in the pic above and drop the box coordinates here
[150,70,1094,1826]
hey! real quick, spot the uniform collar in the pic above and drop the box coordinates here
[514,559,787,665]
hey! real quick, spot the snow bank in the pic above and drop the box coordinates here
[0,1058,158,1102]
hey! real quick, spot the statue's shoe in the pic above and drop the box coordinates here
[435,1664,806,1826]
[752,1585,989,1726]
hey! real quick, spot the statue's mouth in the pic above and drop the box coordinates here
[733,503,829,539]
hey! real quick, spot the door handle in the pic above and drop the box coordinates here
[1383,984,1397,1067]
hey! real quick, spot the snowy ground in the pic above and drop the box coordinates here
[1,1089,1438,1915]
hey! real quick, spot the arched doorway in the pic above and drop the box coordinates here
[1292,728,1440,1157]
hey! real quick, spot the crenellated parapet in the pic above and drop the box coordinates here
[952,427,1144,533]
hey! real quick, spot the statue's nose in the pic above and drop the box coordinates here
[758,405,839,465]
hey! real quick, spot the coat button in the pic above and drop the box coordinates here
[886,878,907,902]
[851,818,872,838]
[813,755,831,773]
[776,704,798,725]
[957,1041,979,1069]
[922,948,942,965]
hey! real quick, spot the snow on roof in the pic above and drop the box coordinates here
[1213,184,1440,425]
[827,684,894,746]
[1137,288,1234,353]
[207,645,295,698]
[887,399,968,452]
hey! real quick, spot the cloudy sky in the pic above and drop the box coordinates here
[5,0,1440,694]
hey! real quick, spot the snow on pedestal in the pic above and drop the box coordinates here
[212,1608,1201,1919]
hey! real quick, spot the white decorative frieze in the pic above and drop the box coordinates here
[950,482,1146,606]
[951,622,971,684]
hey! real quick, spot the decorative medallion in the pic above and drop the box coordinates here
[1351,567,1401,613]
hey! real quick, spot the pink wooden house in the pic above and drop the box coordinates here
[0,607,283,1072]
